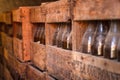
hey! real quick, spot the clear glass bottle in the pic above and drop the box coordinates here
[53,25,60,46]
[103,21,120,59]
[80,22,96,54]
[67,30,72,50]
[38,25,42,44]
[117,38,120,61]
[34,26,40,42]
[41,26,45,45]
[92,21,109,56]
[61,23,68,49]
[56,23,64,47]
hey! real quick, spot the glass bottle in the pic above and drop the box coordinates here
[56,23,64,47]
[33,26,37,42]
[80,22,96,54]
[67,30,72,50]
[103,21,120,59]
[37,26,41,44]
[92,21,109,56]
[61,23,68,49]
[117,38,120,61]
[53,25,60,46]
[41,26,45,45]
[34,26,40,42]
[62,23,72,50]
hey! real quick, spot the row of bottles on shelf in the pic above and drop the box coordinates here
[34,24,45,45]
[80,20,120,61]
[52,23,72,50]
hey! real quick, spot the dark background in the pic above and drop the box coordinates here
[0,0,57,13]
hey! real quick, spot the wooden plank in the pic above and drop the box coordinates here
[30,6,46,23]
[5,36,13,55]
[46,0,71,23]
[26,65,46,80]
[4,12,12,24]
[13,7,34,62]
[3,48,21,80]
[14,58,27,79]
[72,21,88,51]
[12,9,22,22]
[20,7,33,62]
[73,0,120,21]
[31,42,46,71]
[45,23,58,45]
[4,66,13,80]
[72,51,120,80]
[45,73,56,80]
[1,32,7,47]
[46,45,73,80]
[0,13,6,23]
[13,37,23,61]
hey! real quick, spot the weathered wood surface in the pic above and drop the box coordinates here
[13,7,33,62]
[4,12,12,24]
[26,65,46,80]
[12,9,22,22]
[45,73,56,80]
[20,7,33,62]
[5,36,13,55]
[4,66,13,80]
[13,37,23,61]
[72,51,120,80]
[0,13,5,23]
[14,58,27,79]
[72,21,88,51]
[31,42,46,71]
[1,32,6,47]
[46,45,73,80]
[46,0,71,23]
[4,48,21,80]
[30,6,46,23]
[46,45,120,80]
[73,0,120,21]
[45,23,58,45]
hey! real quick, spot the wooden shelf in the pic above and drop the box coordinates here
[46,45,73,80]
[31,42,46,71]
[73,0,120,21]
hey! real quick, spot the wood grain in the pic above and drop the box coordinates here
[31,42,46,71]
[73,0,120,21]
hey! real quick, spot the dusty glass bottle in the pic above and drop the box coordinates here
[34,26,40,42]
[62,23,72,50]
[92,21,109,56]
[53,25,60,46]
[41,26,45,45]
[61,23,68,49]
[103,21,120,59]
[67,30,72,50]
[38,25,42,44]
[117,38,120,61]
[56,23,64,47]
[80,22,96,54]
